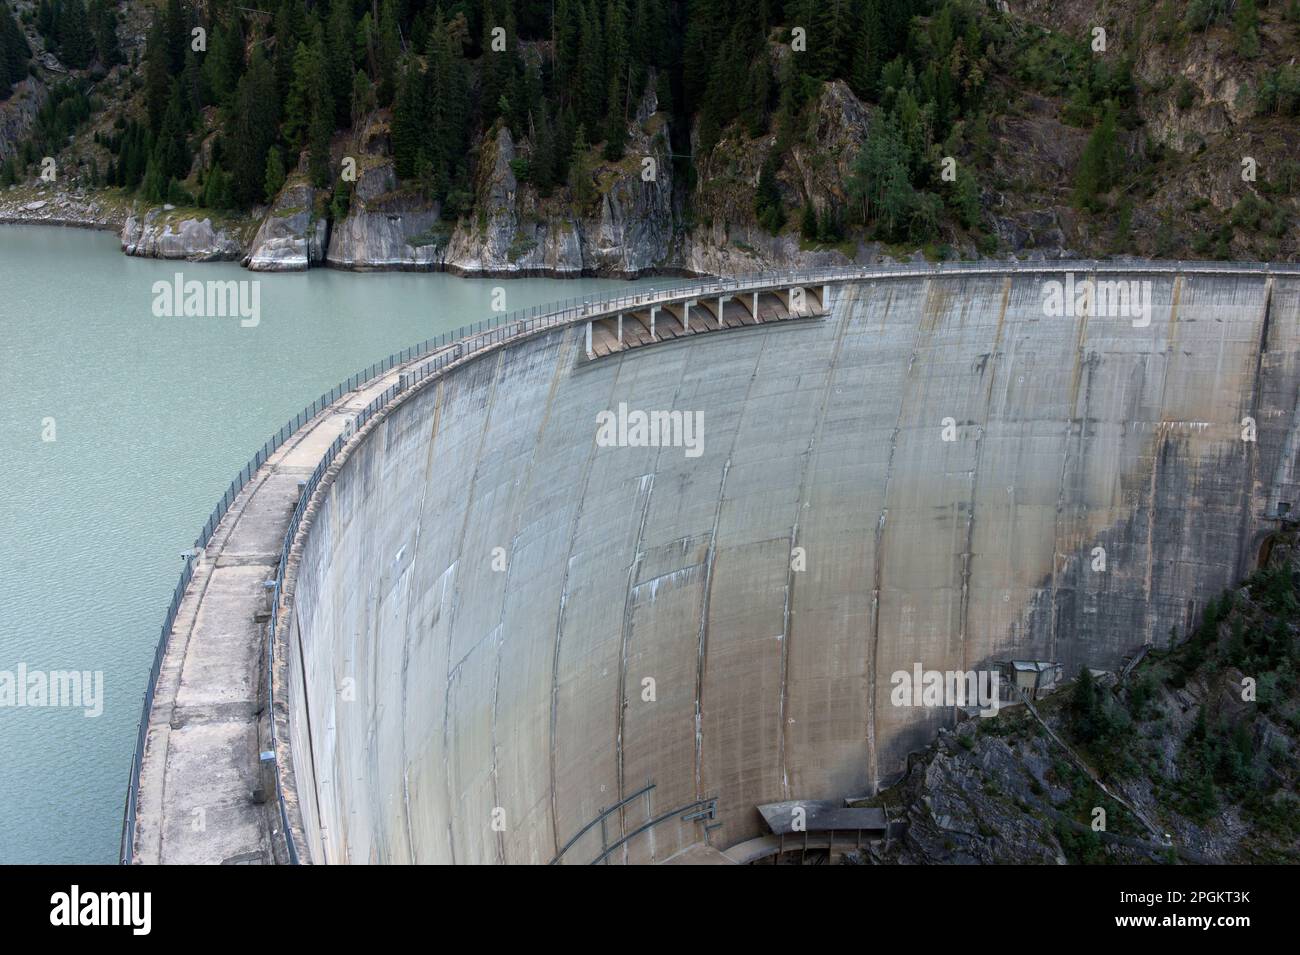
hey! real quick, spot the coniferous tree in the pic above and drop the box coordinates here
[201,162,234,209]
[374,0,400,105]
[56,0,95,70]
[284,31,325,155]
[203,16,245,108]
[144,21,171,132]
[153,79,193,183]
[0,1,32,100]
[568,122,595,206]
[351,70,375,128]
[264,146,286,200]
[307,82,334,188]
[226,49,280,206]
[325,0,355,128]
[1074,101,1119,210]
[390,54,422,180]
[160,0,186,74]
[601,0,629,160]
[88,0,121,68]
[576,0,605,132]
[755,155,784,232]
[272,1,297,101]
[531,104,557,193]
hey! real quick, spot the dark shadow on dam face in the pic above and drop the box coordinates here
[281,272,1300,863]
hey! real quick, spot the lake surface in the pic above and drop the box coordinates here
[0,225,662,863]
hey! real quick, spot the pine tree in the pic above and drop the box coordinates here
[284,34,322,154]
[308,84,334,188]
[1073,101,1119,210]
[568,122,595,206]
[160,0,186,74]
[601,0,629,160]
[144,20,171,132]
[576,0,605,133]
[480,0,519,130]
[56,0,95,70]
[227,49,280,206]
[1235,0,1260,57]
[264,146,286,199]
[153,79,193,183]
[201,162,234,209]
[375,0,400,106]
[272,2,297,101]
[325,0,355,128]
[88,0,121,68]
[755,155,784,232]
[800,201,818,240]
[390,54,422,179]
[0,1,32,100]
[531,105,557,194]
[203,18,245,108]
[351,70,375,128]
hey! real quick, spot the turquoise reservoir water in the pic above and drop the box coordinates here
[0,225,659,863]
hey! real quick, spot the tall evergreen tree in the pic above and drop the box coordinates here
[153,78,193,183]
[374,0,400,106]
[143,21,171,132]
[88,0,121,68]
[202,16,245,108]
[602,0,629,159]
[0,1,32,100]
[264,146,286,199]
[1074,101,1119,209]
[226,49,280,206]
[57,0,95,69]
[325,0,355,128]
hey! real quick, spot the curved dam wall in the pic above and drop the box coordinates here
[282,269,1300,864]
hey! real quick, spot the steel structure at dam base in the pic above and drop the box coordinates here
[124,261,1300,865]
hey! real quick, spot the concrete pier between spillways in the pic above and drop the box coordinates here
[271,267,1300,864]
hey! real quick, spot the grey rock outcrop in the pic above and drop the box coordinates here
[245,180,326,271]
[325,161,442,270]
[121,208,243,261]
[0,78,47,162]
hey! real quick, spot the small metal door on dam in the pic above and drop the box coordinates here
[279,268,1300,863]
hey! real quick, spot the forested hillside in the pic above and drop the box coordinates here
[1,0,1298,271]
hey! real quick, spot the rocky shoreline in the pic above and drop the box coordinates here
[3,76,1087,277]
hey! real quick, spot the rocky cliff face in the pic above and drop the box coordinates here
[681,79,878,274]
[324,136,443,271]
[245,179,326,272]
[0,76,45,163]
[326,84,677,276]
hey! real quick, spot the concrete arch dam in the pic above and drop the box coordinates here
[277,267,1300,864]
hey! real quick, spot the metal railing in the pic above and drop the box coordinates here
[121,258,1300,864]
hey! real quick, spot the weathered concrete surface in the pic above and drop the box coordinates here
[281,269,1300,864]
[130,372,408,864]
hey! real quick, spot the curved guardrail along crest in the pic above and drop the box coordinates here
[119,259,1300,864]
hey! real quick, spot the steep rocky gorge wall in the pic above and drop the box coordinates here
[279,269,1300,864]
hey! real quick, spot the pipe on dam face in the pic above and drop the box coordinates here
[275,270,1300,864]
